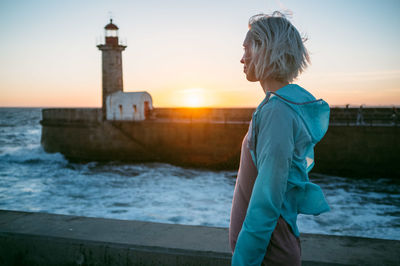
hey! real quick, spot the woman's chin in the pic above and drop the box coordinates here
[246,75,258,82]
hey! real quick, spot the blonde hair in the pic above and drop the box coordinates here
[248,11,310,82]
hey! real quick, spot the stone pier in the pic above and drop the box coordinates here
[41,107,400,179]
[0,210,399,265]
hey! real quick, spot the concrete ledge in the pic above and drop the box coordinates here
[0,210,399,265]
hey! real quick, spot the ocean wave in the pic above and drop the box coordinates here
[0,145,67,165]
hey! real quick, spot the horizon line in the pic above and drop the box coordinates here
[1,104,400,109]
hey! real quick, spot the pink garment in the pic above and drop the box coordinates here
[229,131,258,253]
[229,131,301,265]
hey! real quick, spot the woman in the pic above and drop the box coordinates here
[229,12,330,266]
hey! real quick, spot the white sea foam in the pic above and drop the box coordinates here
[0,145,67,165]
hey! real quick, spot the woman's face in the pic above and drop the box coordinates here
[240,31,258,82]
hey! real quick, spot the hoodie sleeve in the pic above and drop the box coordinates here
[232,100,295,266]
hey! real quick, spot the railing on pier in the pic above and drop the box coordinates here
[40,106,400,126]
[329,106,399,126]
[154,106,400,126]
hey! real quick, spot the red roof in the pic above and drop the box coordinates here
[105,19,118,30]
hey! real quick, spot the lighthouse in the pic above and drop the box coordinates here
[97,19,153,121]
[97,19,127,119]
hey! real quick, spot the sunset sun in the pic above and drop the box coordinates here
[181,88,205,107]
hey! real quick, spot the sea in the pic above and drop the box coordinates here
[0,108,399,240]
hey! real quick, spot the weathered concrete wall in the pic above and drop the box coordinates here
[106,91,153,121]
[41,107,399,125]
[41,118,246,169]
[314,125,400,178]
[1,210,399,266]
[42,108,102,123]
[41,107,400,178]
[155,107,400,125]
[154,108,254,122]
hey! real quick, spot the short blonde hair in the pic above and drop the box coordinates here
[248,11,310,82]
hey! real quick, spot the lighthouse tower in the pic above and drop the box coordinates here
[97,19,126,119]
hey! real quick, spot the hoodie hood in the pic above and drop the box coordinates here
[269,84,330,143]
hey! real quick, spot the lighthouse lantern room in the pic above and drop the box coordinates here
[105,19,119,45]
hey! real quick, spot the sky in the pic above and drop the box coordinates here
[0,0,399,108]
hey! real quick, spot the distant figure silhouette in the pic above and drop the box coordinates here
[392,106,398,126]
[356,105,365,125]
[345,104,350,125]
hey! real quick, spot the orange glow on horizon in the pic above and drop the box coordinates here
[180,88,205,107]
[1,81,400,108]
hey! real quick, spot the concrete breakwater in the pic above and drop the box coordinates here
[40,107,400,179]
[1,210,399,266]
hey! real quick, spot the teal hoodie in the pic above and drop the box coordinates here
[232,84,330,266]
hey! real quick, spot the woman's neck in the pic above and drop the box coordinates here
[260,78,289,94]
